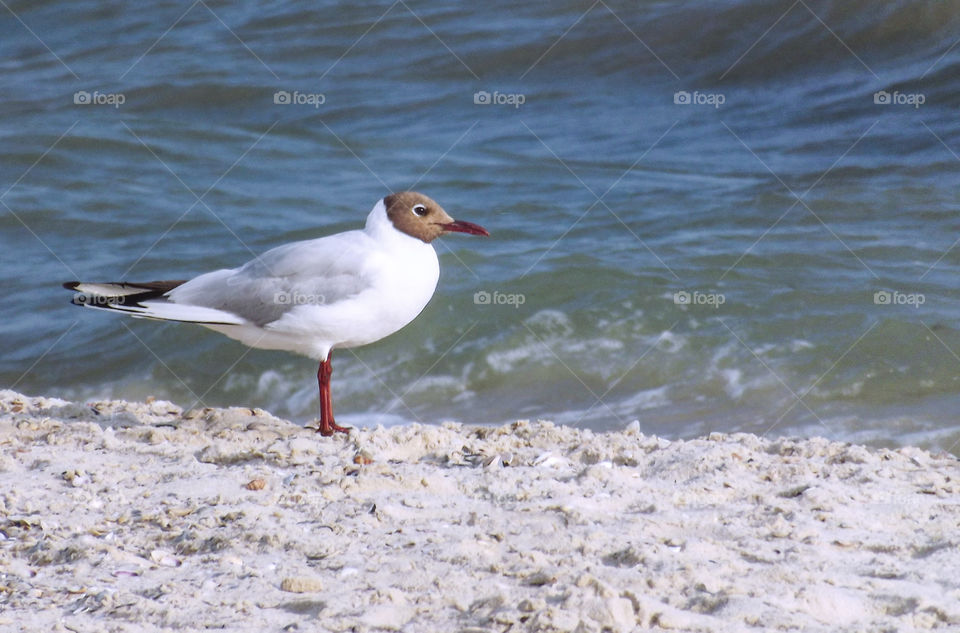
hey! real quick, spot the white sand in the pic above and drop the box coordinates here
[1,389,958,632]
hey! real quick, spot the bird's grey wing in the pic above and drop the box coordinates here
[168,234,377,326]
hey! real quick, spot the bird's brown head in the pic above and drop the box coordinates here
[384,191,489,244]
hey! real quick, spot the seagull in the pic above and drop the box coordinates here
[63,191,489,436]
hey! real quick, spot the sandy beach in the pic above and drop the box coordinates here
[1,389,957,632]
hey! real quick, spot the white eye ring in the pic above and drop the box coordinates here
[412,204,428,217]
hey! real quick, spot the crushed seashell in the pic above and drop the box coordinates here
[281,576,324,593]
[150,549,181,567]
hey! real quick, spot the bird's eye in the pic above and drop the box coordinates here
[412,204,428,217]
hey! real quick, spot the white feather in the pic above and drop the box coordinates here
[120,302,246,325]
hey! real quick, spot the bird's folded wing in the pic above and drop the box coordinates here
[167,233,381,327]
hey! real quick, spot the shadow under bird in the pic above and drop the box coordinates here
[63,191,489,436]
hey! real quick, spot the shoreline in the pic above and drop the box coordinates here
[1,389,958,632]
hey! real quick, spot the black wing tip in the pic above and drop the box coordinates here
[61,280,187,295]
[62,280,188,309]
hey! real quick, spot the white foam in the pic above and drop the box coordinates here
[486,344,542,373]
[790,339,815,352]
[616,385,671,411]
[525,309,574,337]
[337,411,412,429]
[720,368,744,400]
[654,330,686,353]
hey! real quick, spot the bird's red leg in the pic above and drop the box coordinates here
[317,352,350,436]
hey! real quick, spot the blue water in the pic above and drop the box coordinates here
[3,0,960,453]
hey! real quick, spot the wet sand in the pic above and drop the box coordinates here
[1,390,958,632]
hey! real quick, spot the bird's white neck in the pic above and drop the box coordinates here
[365,198,431,250]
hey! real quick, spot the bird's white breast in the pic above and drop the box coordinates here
[254,202,442,359]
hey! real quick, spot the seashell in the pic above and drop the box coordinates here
[150,549,181,567]
[533,452,565,468]
[281,576,324,593]
[245,478,266,491]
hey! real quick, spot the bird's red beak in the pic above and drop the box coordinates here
[440,219,489,237]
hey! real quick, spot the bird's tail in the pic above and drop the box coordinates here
[62,280,243,325]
